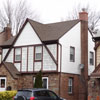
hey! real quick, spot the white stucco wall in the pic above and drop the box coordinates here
[47,44,57,60]
[59,22,81,74]
[43,47,56,71]
[88,32,95,75]
[6,49,14,63]
[14,22,42,46]
[22,47,27,71]
[2,49,9,60]
[28,47,34,71]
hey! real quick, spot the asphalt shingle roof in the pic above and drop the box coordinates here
[3,62,20,79]
[0,19,80,46]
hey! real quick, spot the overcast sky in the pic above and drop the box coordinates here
[27,0,100,23]
[1,0,100,24]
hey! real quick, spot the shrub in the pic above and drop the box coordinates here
[34,70,43,88]
[0,91,17,100]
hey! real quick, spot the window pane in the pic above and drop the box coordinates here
[70,47,75,62]
[43,79,47,89]
[48,91,57,99]
[68,78,73,94]
[35,53,42,60]
[15,48,21,61]
[35,46,42,61]
[90,52,94,65]
[34,91,49,97]
[1,79,5,88]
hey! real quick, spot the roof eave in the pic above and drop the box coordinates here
[42,40,58,44]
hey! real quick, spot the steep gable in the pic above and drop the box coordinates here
[14,22,42,46]
[29,19,80,42]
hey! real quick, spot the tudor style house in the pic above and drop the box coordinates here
[88,31,100,100]
[0,11,95,100]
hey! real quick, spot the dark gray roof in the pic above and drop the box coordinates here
[29,19,80,41]
[0,36,16,47]
[3,62,20,79]
[0,19,80,46]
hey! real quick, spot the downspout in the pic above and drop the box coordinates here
[58,43,62,96]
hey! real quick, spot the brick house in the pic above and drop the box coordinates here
[0,11,95,100]
[88,31,100,100]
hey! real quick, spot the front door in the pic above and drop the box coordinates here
[0,77,6,91]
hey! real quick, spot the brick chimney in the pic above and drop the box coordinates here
[4,24,12,40]
[79,10,88,80]
[79,11,88,100]
[0,24,12,64]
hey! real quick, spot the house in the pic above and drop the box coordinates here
[88,31,100,100]
[0,11,95,100]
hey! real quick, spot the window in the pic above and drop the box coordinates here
[70,47,75,62]
[42,77,48,89]
[15,48,21,62]
[33,77,48,89]
[68,77,73,94]
[0,77,6,88]
[90,52,94,65]
[35,46,42,61]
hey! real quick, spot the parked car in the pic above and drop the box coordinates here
[13,88,66,100]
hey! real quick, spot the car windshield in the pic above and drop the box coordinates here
[16,90,32,97]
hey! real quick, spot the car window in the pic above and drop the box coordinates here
[34,90,50,97]
[48,91,58,99]
[17,91,32,97]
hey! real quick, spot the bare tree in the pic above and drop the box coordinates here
[65,4,100,33]
[0,0,37,35]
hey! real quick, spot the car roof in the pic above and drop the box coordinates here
[18,88,49,92]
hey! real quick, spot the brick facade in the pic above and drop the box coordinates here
[88,78,100,100]
[0,65,86,100]
[0,65,18,90]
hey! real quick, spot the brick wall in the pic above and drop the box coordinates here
[0,65,18,90]
[0,67,87,100]
[60,73,80,100]
[88,78,100,100]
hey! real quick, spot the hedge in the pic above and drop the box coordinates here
[0,91,17,100]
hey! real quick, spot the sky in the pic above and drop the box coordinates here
[0,0,100,24]
[27,0,100,23]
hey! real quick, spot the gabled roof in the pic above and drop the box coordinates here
[29,19,80,42]
[91,63,100,78]
[2,62,20,79]
[0,18,80,47]
[0,36,16,48]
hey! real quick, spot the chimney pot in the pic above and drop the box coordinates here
[79,11,88,21]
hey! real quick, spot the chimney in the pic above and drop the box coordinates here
[79,11,88,100]
[0,24,12,64]
[4,24,12,40]
[79,10,88,21]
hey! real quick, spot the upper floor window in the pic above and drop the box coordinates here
[15,48,21,62]
[70,47,75,62]
[68,77,73,94]
[90,52,94,65]
[35,46,42,61]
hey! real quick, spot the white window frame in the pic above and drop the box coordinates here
[15,48,21,62]
[68,78,73,94]
[70,47,75,62]
[42,77,48,89]
[33,77,48,89]
[0,77,6,90]
[35,46,42,61]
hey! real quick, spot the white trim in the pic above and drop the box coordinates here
[0,77,6,91]
[42,77,48,89]
[33,77,49,89]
